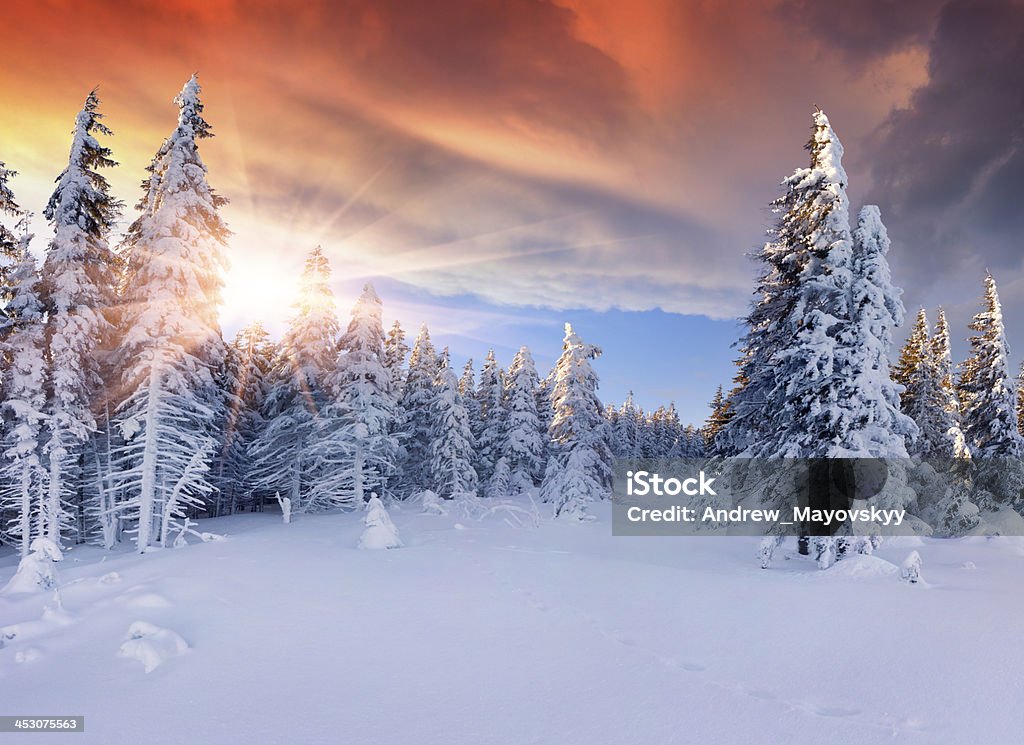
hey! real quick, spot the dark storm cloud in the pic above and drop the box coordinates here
[866,0,1024,287]
[776,0,942,61]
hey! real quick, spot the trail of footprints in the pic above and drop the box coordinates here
[477,546,931,740]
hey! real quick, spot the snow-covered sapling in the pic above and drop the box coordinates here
[900,551,923,584]
[1,538,64,594]
[276,491,292,524]
[358,494,402,549]
[419,489,446,515]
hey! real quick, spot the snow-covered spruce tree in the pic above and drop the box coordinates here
[398,324,438,494]
[682,425,705,457]
[535,373,554,449]
[502,346,546,493]
[248,247,339,512]
[719,109,851,457]
[729,111,912,459]
[213,323,273,513]
[41,90,124,546]
[958,274,1024,506]
[703,385,732,454]
[309,284,399,509]
[358,494,402,549]
[0,231,48,556]
[612,392,640,457]
[0,161,24,316]
[894,309,930,405]
[383,320,409,400]
[541,324,612,519]
[458,359,481,437]
[428,358,478,499]
[112,76,230,552]
[900,310,969,460]
[841,205,917,457]
[959,274,1023,457]
[475,349,506,482]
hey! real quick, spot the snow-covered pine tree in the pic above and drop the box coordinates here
[248,247,339,512]
[458,359,481,437]
[309,284,399,509]
[0,226,48,556]
[841,205,916,457]
[383,320,409,400]
[959,274,1024,459]
[112,76,230,552]
[0,161,24,317]
[719,109,853,457]
[502,346,546,493]
[900,309,969,459]
[358,494,402,549]
[475,349,506,482]
[703,385,732,454]
[541,324,612,518]
[213,323,273,513]
[612,393,640,457]
[41,90,123,546]
[428,358,478,499]
[398,324,438,494]
[535,372,554,450]
[894,309,930,405]
[931,309,969,459]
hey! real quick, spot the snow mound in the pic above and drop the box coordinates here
[99,571,122,586]
[822,554,899,580]
[15,647,41,664]
[117,621,190,673]
[358,496,402,550]
[969,508,1024,537]
[2,538,63,594]
[418,489,446,515]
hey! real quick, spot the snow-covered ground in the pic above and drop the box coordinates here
[1,497,1022,745]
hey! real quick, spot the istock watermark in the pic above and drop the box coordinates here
[611,457,1023,537]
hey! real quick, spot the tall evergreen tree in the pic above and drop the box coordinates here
[214,323,273,513]
[959,273,1024,458]
[894,309,930,408]
[0,161,24,319]
[111,76,229,552]
[703,385,731,454]
[719,111,856,456]
[309,284,399,508]
[612,392,640,457]
[541,324,612,519]
[722,110,910,459]
[398,324,438,494]
[0,219,47,556]
[475,349,505,481]
[383,320,409,400]
[249,247,339,511]
[841,205,915,456]
[428,358,478,499]
[502,346,546,493]
[41,90,123,545]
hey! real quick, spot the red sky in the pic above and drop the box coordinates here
[2,0,941,322]
[12,0,1024,424]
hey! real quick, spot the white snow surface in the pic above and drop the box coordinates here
[0,496,1021,744]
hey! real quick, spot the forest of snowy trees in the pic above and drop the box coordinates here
[0,77,623,558]
[2,83,1023,562]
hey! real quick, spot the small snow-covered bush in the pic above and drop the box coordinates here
[118,621,190,673]
[1,538,63,594]
[418,489,446,516]
[359,495,402,549]
[900,550,923,584]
